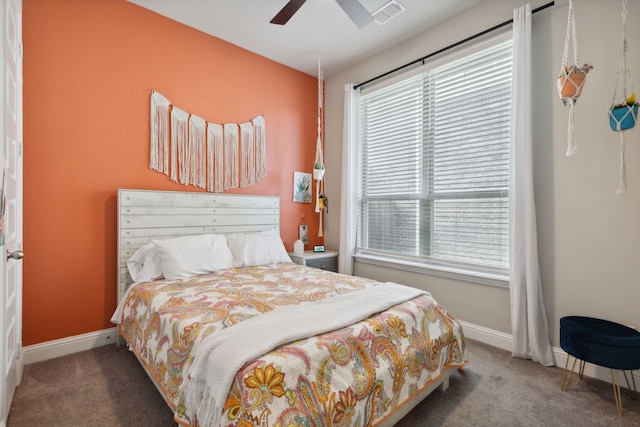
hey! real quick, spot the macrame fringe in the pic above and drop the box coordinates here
[171,107,190,184]
[207,124,223,193]
[223,124,239,190]
[253,115,267,180]
[616,133,627,194]
[566,101,577,156]
[150,91,170,174]
[150,91,266,192]
[239,122,255,188]
[190,115,206,189]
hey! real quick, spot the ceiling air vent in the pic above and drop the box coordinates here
[372,0,406,25]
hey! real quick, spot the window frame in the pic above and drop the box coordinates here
[354,31,512,288]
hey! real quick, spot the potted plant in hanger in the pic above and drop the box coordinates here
[609,93,639,131]
[313,161,325,180]
[318,193,328,213]
[558,63,593,103]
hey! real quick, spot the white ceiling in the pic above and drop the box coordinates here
[127,0,480,77]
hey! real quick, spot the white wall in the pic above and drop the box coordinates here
[323,0,640,348]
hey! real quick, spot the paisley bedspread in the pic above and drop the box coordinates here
[115,262,466,427]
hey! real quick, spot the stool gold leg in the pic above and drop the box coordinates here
[561,354,570,390]
[610,369,623,416]
[562,354,578,391]
[623,371,632,391]
[578,359,585,380]
[622,370,638,400]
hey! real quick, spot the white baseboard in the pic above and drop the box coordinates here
[23,328,118,365]
[459,320,640,389]
[459,320,514,352]
[22,322,640,390]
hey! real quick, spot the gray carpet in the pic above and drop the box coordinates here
[7,339,640,426]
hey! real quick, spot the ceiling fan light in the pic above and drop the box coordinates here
[372,0,406,25]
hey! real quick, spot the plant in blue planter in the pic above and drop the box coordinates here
[609,93,639,131]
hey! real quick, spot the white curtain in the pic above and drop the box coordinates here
[339,84,360,275]
[510,3,554,366]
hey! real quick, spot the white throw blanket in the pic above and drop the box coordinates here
[180,282,428,427]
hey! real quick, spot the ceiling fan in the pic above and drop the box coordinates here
[270,0,374,29]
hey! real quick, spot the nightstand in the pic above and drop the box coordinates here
[289,250,338,272]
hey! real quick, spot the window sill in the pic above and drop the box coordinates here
[353,253,509,289]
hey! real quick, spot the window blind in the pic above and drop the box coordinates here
[358,38,512,276]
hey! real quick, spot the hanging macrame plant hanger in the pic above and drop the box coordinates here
[557,0,591,156]
[608,0,637,194]
[313,56,327,237]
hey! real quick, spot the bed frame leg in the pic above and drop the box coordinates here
[439,374,450,391]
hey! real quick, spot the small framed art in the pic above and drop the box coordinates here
[293,171,312,203]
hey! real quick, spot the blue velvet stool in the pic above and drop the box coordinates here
[560,316,640,415]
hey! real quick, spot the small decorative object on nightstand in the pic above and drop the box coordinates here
[289,250,338,272]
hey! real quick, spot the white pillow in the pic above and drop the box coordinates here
[127,242,163,283]
[226,229,292,267]
[153,234,234,280]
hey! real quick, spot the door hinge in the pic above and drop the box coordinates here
[16,342,21,358]
[18,42,23,59]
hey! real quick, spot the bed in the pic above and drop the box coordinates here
[113,189,466,427]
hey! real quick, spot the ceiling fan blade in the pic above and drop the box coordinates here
[270,0,307,25]
[335,0,374,28]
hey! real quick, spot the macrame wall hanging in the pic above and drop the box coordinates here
[150,90,266,193]
[608,0,638,194]
[313,57,327,237]
[557,0,593,156]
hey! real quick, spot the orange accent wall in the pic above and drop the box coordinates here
[22,0,322,346]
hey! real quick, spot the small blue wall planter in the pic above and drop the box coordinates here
[609,104,638,131]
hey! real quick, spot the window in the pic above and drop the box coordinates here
[357,36,512,282]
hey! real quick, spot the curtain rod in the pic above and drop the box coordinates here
[354,1,555,90]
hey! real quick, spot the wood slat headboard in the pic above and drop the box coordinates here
[117,189,280,302]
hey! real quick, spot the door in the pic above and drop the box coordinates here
[0,0,23,423]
